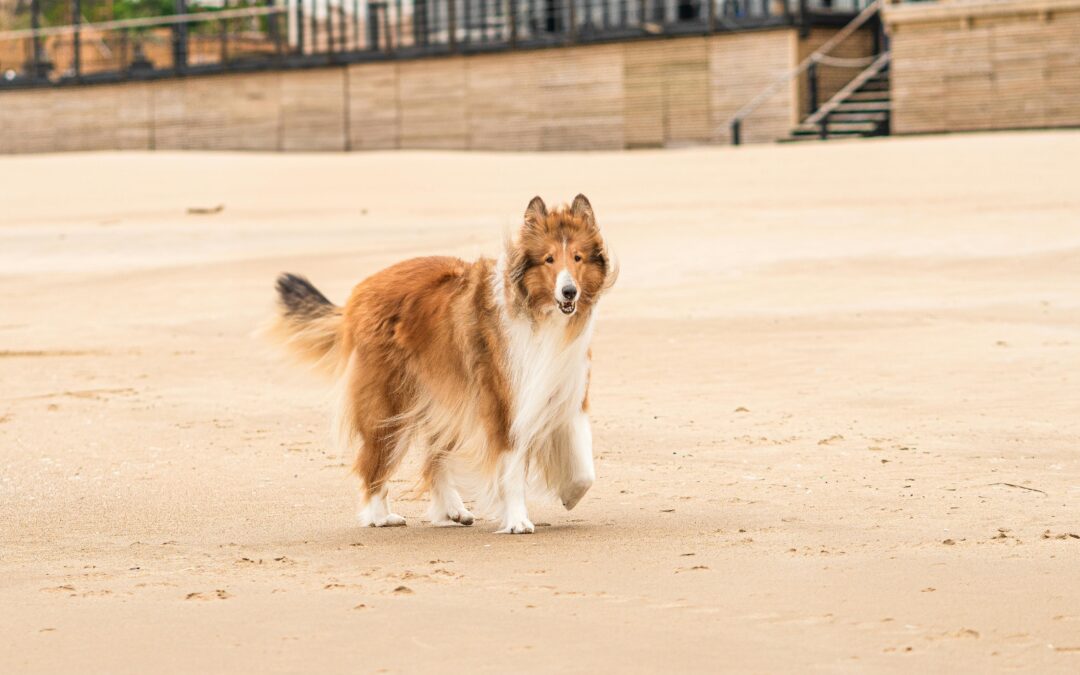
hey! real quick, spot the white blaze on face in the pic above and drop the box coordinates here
[555,268,578,316]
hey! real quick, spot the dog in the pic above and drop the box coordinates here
[267,194,616,533]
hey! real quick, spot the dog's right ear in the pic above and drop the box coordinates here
[523,196,547,230]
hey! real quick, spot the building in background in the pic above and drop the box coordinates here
[0,0,1077,153]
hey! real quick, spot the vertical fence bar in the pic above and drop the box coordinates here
[29,0,45,79]
[807,59,818,114]
[326,0,335,52]
[174,0,189,71]
[119,29,128,72]
[220,14,229,64]
[448,0,457,49]
[463,0,471,43]
[395,0,402,46]
[273,4,284,57]
[381,3,393,50]
[339,2,347,50]
[353,0,360,48]
[297,0,306,53]
[71,0,82,79]
[509,0,518,45]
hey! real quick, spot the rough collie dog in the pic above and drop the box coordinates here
[267,195,616,534]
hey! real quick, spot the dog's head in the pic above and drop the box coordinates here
[505,194,616,322]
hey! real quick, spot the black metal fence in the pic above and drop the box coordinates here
[0,0,872,88]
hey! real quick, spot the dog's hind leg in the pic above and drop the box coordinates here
[355,425,409,527]
[558,412,595,511]
[423,453,474,527]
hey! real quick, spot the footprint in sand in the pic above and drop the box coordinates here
[185,590,231,600]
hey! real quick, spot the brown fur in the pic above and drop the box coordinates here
[266,194,614,513]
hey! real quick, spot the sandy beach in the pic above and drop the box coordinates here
[1,132,1079,673]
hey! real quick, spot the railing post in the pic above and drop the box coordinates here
[327,0,336,52]
[353,0,360,48]
[272,4,284,57]
[509,0,518,45]
[220,15,229,64]
[569,0,577,42]
[367,2,381,49]
[818,110,829,140]
[807,59,819,115]
[798,0,809,37]
[29,0,48,79]
[707,0,715,33]
[448,0,458,50]
[71,0,82,79]
[731,119,741,146]
[173,0,189,72]
[297,0,306,53]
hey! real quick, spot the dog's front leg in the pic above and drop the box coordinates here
[495,445,534,534]
[559,412,595,511]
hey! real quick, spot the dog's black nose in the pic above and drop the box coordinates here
[561,285,578,301]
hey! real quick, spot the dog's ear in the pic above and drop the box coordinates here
[520,193,544,227]
[571,194,596,229]
[524,196,547,231]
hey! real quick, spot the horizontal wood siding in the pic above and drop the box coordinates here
[887,0,1080,134]
[0,29,814,153]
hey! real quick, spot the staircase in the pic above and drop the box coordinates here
[786,56,891,142]
[727,0,889,146]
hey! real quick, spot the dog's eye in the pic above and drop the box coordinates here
[574,255,582,262]
[545,256,554,264]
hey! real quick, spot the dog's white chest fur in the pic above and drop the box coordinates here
[503,313,593,455]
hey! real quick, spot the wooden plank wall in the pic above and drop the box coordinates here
[0,29,815,153]
[887,0,1080,134]
[710,30,798,144]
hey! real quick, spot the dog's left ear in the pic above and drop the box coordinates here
[572,194,596,229]
[524,196,548,229]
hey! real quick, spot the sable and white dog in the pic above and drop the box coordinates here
[267,195,616,533]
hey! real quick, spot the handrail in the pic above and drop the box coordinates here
[801,51,890,127]
[728,0,885,145]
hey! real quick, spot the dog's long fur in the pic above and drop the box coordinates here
[266,194,615,533]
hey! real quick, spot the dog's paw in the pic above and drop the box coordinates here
[431,506,475,527]
[361,513,407,527]
[496,517,535,535]
[560,478,594,511]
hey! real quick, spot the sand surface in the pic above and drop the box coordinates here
[1,132,1079,673]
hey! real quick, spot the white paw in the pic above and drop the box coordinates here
[560,478,594,511]
[360,513,407,527]
[496,517,535,535]
[431,506,475,527]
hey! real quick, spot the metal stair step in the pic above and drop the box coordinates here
[846,90,891,102]
[827,111,889,122]
[835,100,891,112]
[793,120,881,134]
[858,81,891,92]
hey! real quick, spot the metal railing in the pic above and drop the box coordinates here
[727,0,884,144]
[0,0,869,88]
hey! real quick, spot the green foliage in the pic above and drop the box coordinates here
[110,0,178,21]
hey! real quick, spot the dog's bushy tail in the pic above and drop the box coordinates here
[264,273,345,377]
